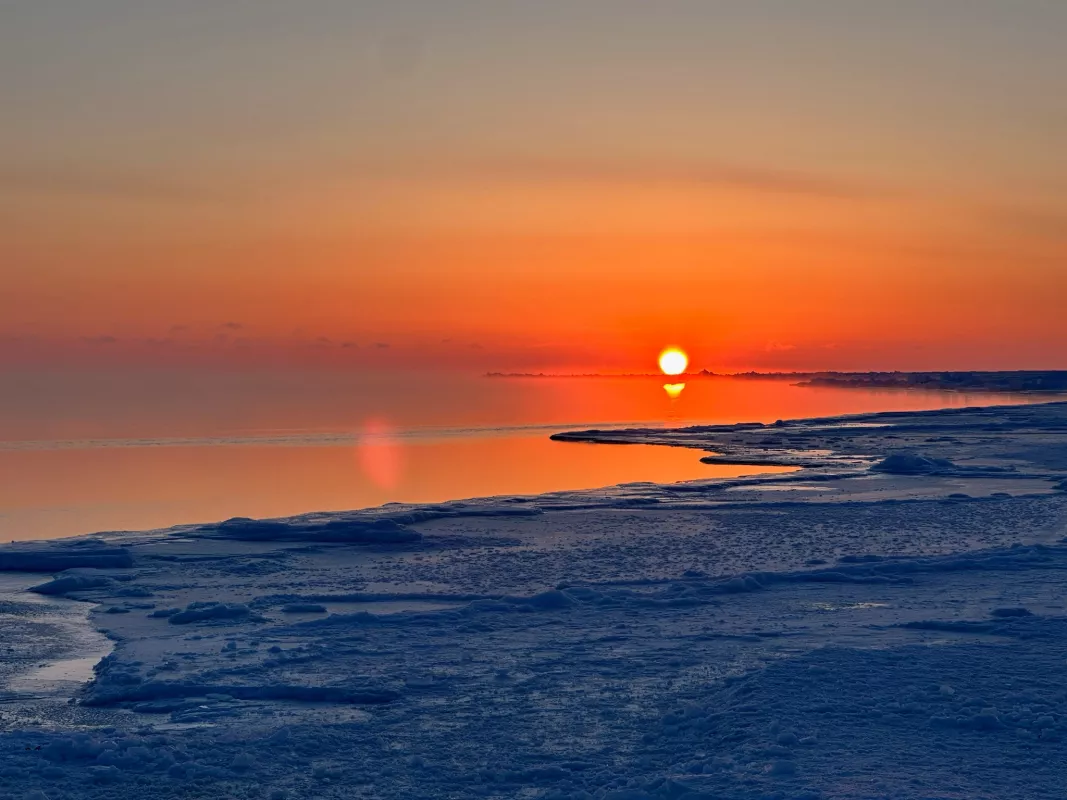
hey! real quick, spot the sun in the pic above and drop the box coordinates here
[658,347,688,376]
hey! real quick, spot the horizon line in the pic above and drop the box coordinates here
[484,369,1067,378]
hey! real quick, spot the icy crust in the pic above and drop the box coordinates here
[552,399,1067,474]
[2,401,1067,798]
[29,575,128,596]
[0,540,132,572]
[196,516,422,543]
[8,536,1067,798]
[82,652,400,707]
[870,452,956,475]
[193,503,544,543]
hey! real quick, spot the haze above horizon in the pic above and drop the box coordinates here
[2,1,1065,373]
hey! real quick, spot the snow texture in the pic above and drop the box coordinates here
[199,516,422,543]
[871,452,956,474]
[2,400,1067,798]
[0,542,132,572]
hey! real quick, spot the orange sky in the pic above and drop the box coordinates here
[2,2,1065,372]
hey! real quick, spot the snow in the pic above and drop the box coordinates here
[29,576,117,596]
[279,603,326,614]
[201,516,422,543]
[0,543,132,572]
[166,602,259,625]
[1,400,1067,798]
[871,452,956,474]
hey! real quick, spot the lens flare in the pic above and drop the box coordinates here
[357,418,402,489]
[658,348,688,376]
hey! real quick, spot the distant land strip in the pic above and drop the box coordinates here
[485,370,1067,393]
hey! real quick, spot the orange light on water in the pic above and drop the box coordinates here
[662,382,685,399]
[357,418,403,489]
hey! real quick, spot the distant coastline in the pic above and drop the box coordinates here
[485,370,1067,393]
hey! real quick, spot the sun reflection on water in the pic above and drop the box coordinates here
[662,382,686,400]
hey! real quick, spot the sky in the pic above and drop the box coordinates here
[1,0,1065,372]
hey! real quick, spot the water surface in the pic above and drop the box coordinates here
[0,368,1055,541]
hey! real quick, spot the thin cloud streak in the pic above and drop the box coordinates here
[0,164,215,203]
[394,156,883,199]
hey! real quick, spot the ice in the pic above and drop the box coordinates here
[872,452,956,474]
[2,400,1067,798]
[200,516,422,543]
[230,751,254,771]
[990,606,1034,617]
[28,575,116,596]
[166,601,258,625]
[280,602,326,614]
[0,543,133,572]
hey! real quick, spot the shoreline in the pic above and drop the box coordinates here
[2,400,1067,798]
[4,379,1061,543]
[486,370,1067,394]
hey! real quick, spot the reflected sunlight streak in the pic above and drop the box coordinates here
[662,382,686,399]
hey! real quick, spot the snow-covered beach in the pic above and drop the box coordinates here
[3,400,1067,799]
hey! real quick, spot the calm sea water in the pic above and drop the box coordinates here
[0,368,1055,541]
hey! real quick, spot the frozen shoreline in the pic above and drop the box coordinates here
[2,401,1067,798]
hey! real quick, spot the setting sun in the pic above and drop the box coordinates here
[658,348,688,376]
[3,5,1066,796]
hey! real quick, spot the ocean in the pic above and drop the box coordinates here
[0,367,1053,541]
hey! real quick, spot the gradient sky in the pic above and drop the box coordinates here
[2,0,1065,372]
